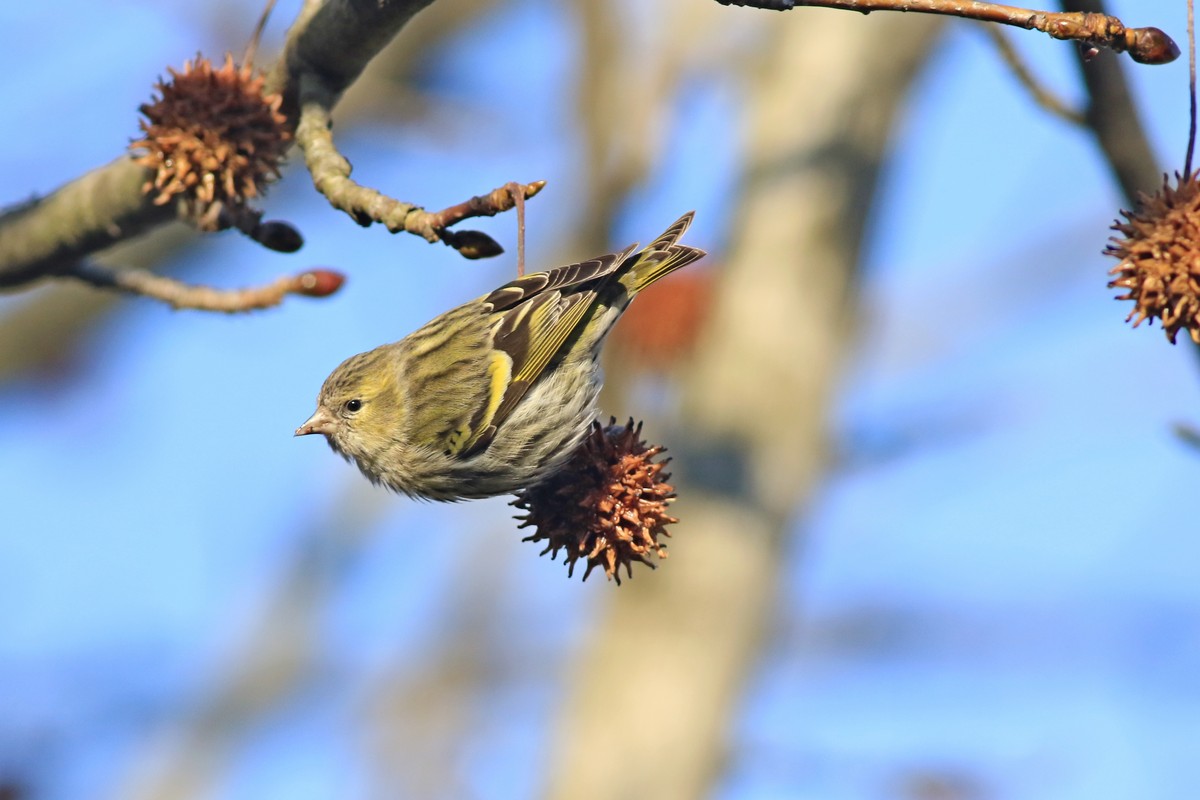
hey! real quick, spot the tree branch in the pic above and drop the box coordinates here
[716,0,1178,64]
[0,0,539,304]
[983,25,1086,126]
[63,262,345,313]
[295,80,544,257]
[0,159,173,288]
[264,0,435,117]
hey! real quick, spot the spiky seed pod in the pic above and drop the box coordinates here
[131,53,289,216]
[512,418,678,585]
[1107,172,1200,344]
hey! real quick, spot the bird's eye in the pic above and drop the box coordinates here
[345,399,363,413]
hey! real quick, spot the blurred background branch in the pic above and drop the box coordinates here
[1061,0,1165,199]
[543,8,941,799]
[117,481,391,800]
[983,25,1088,126]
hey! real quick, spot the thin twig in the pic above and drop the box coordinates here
[295,83,544,258]
[421,181,546,252]
[982,25,1086,126]
[506,181,527,276]
[716,0,1179,64]
[63,262,345,313]
[243,0,278,68]
[1186,0,1196,177]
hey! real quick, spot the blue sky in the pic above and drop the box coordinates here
[1,1,1198,798]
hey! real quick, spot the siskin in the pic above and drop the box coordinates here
[296,212,705,500]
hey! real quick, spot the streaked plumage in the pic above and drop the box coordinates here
[296,212,705,500]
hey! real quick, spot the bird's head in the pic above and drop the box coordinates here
[295,348,404,473]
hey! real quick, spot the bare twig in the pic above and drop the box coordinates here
[426,180,545,249]
[242,0,278,68]
[507,181,527,276]
[63,261,345,313]
[983,25,1086,125]
[1186,0,1196,177]
[716,0,1179,64]
[296,81,543,257]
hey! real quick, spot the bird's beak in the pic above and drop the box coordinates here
[295,408,336,437]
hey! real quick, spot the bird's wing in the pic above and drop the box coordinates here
[456,246,637,457]
[480,245,637,313]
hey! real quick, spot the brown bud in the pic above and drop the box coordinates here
[294,270,345,297]
[255,220,305,253]
[445,229,505,260]
[1127,27,1180,65]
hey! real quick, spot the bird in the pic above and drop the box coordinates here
[295,212,705,501]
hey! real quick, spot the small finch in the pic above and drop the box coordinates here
[296,213,705,500]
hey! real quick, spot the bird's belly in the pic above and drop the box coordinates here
[427,362,600,499]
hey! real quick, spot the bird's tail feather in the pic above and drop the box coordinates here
[624,212,706,293]
[646,211,695,252]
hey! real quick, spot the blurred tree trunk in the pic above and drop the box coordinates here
[543,10,940,800]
